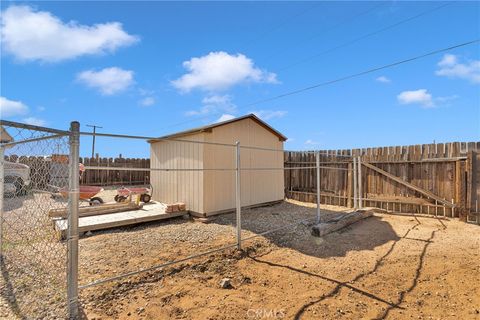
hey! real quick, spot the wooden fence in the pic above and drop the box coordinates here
[3,155,151,188]
[3,155,65,189]
[80,157,150,186]
[4,141,479,221]
[285,142,479,221]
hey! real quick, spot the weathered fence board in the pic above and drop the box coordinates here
[3,155,150,187]
[80,157,150,186]
[4,141,479,221]
[285,142,479,219]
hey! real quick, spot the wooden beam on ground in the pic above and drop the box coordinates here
[311,210,373,237]
[362,162,454,207]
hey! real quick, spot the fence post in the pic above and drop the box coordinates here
[347,161,353,208]
[358,156,363,209]
[316,151,321,224]
[67,121,80,319]
[235,141,241,250]
[0,146,4,260]
[353,157,358,209]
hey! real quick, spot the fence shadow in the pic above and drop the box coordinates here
[2,193,33,212]
[0,259,24,320]
[243,210,445,320]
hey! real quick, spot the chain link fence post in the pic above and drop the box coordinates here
[316,150,321,224]
[235,141,241,250]
[353,157,358,209]
[67,121,80,318]
[358,156,363,209]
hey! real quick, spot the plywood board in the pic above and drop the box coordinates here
[54,202,187,238]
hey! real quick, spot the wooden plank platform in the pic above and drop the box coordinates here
[54,202,187,239]
[49,201,143,218]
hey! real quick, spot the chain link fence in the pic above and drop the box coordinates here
[1,120,355,319]
[0,121,72,319]
[74,131,355,292]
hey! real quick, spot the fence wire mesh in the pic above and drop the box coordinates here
[77,140,239,289]
[75,136,354,297]
[1,120,475,319]
[1,123,70,319]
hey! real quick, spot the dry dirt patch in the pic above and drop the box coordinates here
[75,200,479,320]
[2,199,479,319]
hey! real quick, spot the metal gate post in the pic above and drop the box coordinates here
[235,141,241,250]
[316,151,321,224]
[67,121,80,319]
[0,146,4,260]
[353,157,358,209]
[358,156,363,209]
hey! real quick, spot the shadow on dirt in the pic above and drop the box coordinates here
[372,220,445,320]
[2,193,32,212]
[244,213,446,320]
[214,201,401,259]
[0,259,23,319]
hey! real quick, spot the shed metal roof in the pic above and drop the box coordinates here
[149,113,287,142]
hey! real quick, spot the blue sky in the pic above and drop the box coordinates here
[1,1,479,157]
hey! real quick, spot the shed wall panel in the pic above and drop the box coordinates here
[150,133,204,213]
[203,118,284,214]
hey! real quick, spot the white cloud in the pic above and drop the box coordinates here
[436,54,480,84]
[22,117,46,126]
[250,110,287,120]
[397,89,434,108]
[216,114,236,123]
[436,94,459,103]
[305,139,319,146]
[172,51,278,92]
[0,5,138,62]
[438,54,457,67]
[0,96,28,117]
[376,76,391,83]
[186,94,237,116]
[77,67,134,95]
[139,97,155,106]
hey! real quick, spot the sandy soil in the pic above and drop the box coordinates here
[71,200,480,320]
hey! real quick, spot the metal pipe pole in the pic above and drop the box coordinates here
[0,146,4,260]
[358,156,363,209]
[86,124,102,158]
[353,157,358,209]
[67,121,80,318]
[316,151,321,224]
[235,141,241,250]
[91,126,95,158]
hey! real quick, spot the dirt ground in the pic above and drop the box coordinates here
[71,200,480,320]
[1,196,479,319]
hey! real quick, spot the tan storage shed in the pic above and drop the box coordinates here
[149,114,287,217]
